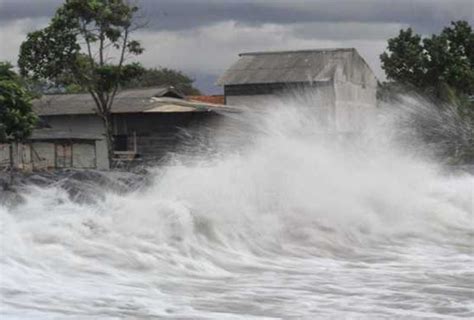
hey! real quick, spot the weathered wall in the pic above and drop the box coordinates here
[225,94,276,108]
[333,81,377,132]
[333,58,377,132]
[43,115,109,170]
[72,143,96,168]
[0,144,9,167]
[45,115,105,135]
[0,141,100,170]
[94,140,109,170]
[113,113,220,161]
[31,142,55,168]
[0,143,32,170]
[224,83,336,131]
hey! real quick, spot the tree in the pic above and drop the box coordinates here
[18,0,145,166]
[380,21,474,163]
[0,62,37,143]
[380,20,474,100]
[125,67,201,95]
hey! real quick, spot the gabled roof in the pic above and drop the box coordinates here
[33,86,238,116]
[217,48,375,86]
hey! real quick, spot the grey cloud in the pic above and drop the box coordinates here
[0,0,62,21]
[0,0,472,93]
[290,22,404,41]
[139,0,473,35]
[1,0,472,35]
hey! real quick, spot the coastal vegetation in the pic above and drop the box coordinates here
[0,62,37,143]
[18,0,146,167]
[380,20,473,163]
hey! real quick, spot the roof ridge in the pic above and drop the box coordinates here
[239,48,355,56]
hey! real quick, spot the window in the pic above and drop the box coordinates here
[114,135,128,151]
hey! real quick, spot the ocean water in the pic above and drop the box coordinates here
[1,95,473,319]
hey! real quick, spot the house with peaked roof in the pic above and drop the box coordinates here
[217,48,377,131]
[0,86,237,171]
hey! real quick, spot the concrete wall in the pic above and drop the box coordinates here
[333,61,377,132]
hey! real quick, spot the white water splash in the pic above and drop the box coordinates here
[1,94,473,319]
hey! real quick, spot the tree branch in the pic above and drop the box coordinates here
[107,27,129,111]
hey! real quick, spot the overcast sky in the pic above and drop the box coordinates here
[0,0,472,93]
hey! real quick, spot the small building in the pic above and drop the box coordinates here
[19,86,237,170]
[217,48,377,131]
[0,131,102,171]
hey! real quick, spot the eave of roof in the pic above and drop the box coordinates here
[29,129,102,141]
[238,48,355,56]
[33,88,240,116]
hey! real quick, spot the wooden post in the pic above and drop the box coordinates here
[133,131,137,154]
[9,142,14,185]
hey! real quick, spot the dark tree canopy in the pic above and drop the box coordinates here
[380,21,474,164]
[380,20,474,99]
[0,62,37,143]
[18,0,146,164]
[125,68,201,95]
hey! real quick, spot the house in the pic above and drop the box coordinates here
[217,48,377,131]
[0,130,103,171]
[2,86,237,171]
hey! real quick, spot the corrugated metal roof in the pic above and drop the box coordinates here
[145,97,239,113]
[217,48,362,85]
[33,87,239,116]
[187,95,225,104]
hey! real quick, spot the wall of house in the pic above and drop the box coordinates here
[224,82,335,109]
[45,114,105,134]
[333,61,377,132]
[0,140,99,170]
[224,82,337,131]
[31,142,55,169]
[0,144,9,167]
[113,113,220,162]
[71,142,96,168]
[225,94,276,108]
[43,115,109,170]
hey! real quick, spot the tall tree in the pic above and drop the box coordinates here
[380,20,474,100]
[18,0,145,166]
[0,62,37,143]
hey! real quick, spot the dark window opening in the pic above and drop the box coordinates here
[114,135,128,151]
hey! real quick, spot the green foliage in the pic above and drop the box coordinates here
[18,0,145,107]
[0,62,37,142]
[380,21,474,164]
[18,0,146,164]
[380,21,474,99]
[125,68,201,95]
